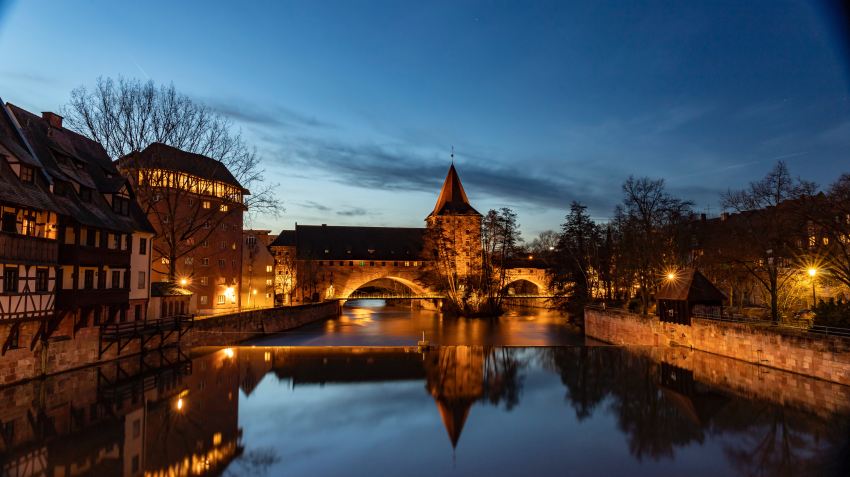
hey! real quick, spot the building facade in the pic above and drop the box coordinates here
[241,229,275,309]
[118,143,248,315]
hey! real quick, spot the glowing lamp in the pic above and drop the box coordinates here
[807,268,817,277]
[223,348,234,358]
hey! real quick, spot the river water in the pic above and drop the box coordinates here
[0,302,848,476]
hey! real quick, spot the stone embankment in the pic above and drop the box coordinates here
[0,301,339,385]
[585,307,850,385]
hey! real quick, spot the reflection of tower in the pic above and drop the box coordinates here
[424,346,485,450]
[426,163,483,279]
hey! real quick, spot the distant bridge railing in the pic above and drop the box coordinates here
[339,293,555,300]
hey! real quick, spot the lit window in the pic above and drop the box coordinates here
[202,201,211,209]
[185,257,194,265]
[201,258,209,266]
[265,279,273,286]
[217,295,225,305]
[266,265,273,273]
[200,296,208,305]
[219,204,228,212]
[200,276,208,285]
[218,259,225,267]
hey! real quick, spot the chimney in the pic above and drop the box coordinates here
[700,213,706,222]
[42,112,63,129]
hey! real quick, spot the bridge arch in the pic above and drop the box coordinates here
[337,275,435,300]
[502,278,546,296]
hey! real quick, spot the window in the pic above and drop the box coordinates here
[202,201,211,209]
[266,265,273,273]
[85,228,96,247]
[200,276,208,285]
[139,237,147,255]
[112,234,120,249]
[218,259,225,267]
[112,270,121,289]
[79,187,92,202]
[217,295,225,305]
[112,196,129,215]
[134,305,142,321]
[202,258,209,266]
[202,240,209,247]
[185,257,194,265]
[246,236,257,246]
[138,271,146,289]
[3,267,18,293]
[231,242,237,250]
[220,241,226,250]
[220,223,227,231]
[265,279,273,286]
[203,221,211,229]
[161,257,170,265]
[200,295,208,305]
[35,268,48,292]
[83,269,94,290]
[219,204,229,212]
[162,214,170,224]
[1,213,15,233]
[19,165,34,183]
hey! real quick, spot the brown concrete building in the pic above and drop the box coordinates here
[241,229,275,309]
[118,143,248,316]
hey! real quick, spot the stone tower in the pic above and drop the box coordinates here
[426,164,482,279]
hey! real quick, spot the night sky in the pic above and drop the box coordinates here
[0,0,848,239]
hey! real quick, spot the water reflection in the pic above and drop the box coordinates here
[254,300,583,346]
[1,345,847,476]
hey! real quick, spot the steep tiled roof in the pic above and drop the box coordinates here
[270,229,296,247]
[8,104,154,234]
[119,142,247,192]
[657,269,726,303]
[429,164,480,217]
[294,224,425,260]
[0,102,58,212]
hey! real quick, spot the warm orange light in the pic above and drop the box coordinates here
[252,289,257,295]
[808,268,817,277]
[666,272,676,280]
[223,347,234,358]
[176,398,184,411]
[179,278,189,286]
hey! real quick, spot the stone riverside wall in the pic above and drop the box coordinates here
[638,346,850,418]
[183,301,340,347]
[0,302,339,385]
[585,307,850,385]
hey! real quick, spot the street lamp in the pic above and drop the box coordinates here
[807,267,818,308]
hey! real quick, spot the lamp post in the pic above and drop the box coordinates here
[807,268,817,308]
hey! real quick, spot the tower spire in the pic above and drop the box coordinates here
[451,145,454,165]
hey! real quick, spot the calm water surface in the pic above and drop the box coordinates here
[0,303,848,476]
[253,299,584,346]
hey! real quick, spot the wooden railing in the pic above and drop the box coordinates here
[0,231,58,264]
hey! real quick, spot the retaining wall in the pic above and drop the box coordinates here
[183,301,340,347]
[0,301,339,385]
[585,307,850,385]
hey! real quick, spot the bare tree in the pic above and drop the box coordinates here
[62,76,281,218]
[721,161,816,322]
[617,177,694,315]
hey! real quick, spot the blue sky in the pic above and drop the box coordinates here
[0,0,848,239]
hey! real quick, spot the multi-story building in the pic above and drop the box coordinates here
[270,229,297,305]
[241,229,275,309]
[10,105,155,332]
[0,100,60,354]
[117,143,248,315]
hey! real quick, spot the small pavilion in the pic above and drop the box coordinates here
[656,269,726,325]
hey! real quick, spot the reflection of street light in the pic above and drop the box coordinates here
[176,398,184,411]
[223,347,234,358]
[808,267,818,307]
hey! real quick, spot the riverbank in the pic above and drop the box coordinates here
[585,307,850,385]
[0,301,340,386]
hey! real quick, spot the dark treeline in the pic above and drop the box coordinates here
[539,161,850,325]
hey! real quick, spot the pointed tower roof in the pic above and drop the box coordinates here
[435,396,476,449]
[429,164,481,217]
